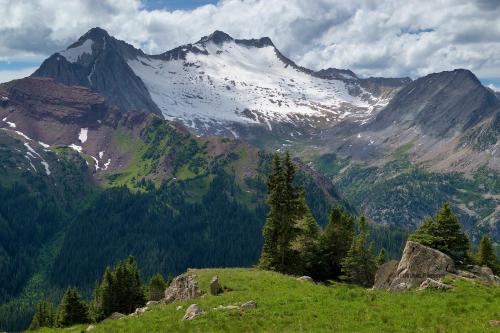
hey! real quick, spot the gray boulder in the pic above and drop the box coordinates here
[418,278,453,291]
[373,260,399,289]
[468,265,500,285]
[210,275,222,295]
[182,304,204,320]
[296,276,314,283]
[164,274,202,303]
[387,241,455,291]
[103,312,125,321]
[241,300,257,310]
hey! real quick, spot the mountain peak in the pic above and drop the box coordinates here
[198,30,234,45]
[80,27,110,42]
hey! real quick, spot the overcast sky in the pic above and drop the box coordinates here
[1,0,499,90]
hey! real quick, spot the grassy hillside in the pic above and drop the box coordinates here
[35,268,500,333]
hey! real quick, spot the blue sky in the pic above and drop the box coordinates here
[1,0,500,91]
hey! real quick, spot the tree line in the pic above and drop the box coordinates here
[29,256,169,330]
[259,152,499,286]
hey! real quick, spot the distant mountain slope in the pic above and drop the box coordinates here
[32,28,409,138]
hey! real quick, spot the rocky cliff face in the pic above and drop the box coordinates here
[32,27,161,116]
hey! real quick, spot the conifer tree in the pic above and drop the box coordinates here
[341,216,377,287]
[29,300,55,330]
[260,152,306,273]
[476,235,499,273]
[290,201,321,275]
[316,206,354,280]
[148,273,167,301]
[376,248,386,266]
[409,203,470,263]
[56,287,88,327]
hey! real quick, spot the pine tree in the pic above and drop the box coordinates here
[88,281,104,323]
[376,248,386,266]
[290,200,321,276]
[476,235,499,273]
[409,203,470,263]
[148,273,167,301]
[259,152,306,274]
[29,300,55,330]
[316,206,354,280]
[341,216,377,287]
[90,256,146,318]
[56,287,88,327]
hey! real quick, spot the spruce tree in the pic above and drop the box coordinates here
[409,203,470,263]
[476,235,499,273]
[290,201,321,276]
[376,248,386,266]
[341,216,377,287]
[56,287,88,327]
[316,206,354,280]
[29,300,55,330]
[148,273,167,301]
[259,152,306,274]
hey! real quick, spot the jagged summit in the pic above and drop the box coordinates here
[197,30,234,45]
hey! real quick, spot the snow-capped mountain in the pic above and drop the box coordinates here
[33,28,409,137]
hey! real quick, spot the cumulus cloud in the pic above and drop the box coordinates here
[0,0,499,79]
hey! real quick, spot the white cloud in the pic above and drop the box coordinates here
[0,67,37,83]
[0,0,499,79]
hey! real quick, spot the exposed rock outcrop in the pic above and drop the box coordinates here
[373,241,456,291]
[373,260,399,289]
[210,275,222,295]
[164,274,202,303]
[241,300,257,310]
[182,304,204,320]
[418,278,453,291]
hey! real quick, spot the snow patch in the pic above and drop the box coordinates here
[99,151,104,159]
[78,128,88,143]
[90,155,100,170]
[69,144,82,153]
[41,161,51,175]
[59,39,93,63]
[103,158,111,170]
[14,130,32,141]
[38,141,50,148]
[6,121,15,128]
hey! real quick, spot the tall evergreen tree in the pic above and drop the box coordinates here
[29,300,55,330]
[409,203,470,263]
[341,216,377,287]
[316,206,354,280]
[476,235,499,273]
[290,201,321,276]
[148,273,167,301]
[56,287,88,327]
[259,152,306,274]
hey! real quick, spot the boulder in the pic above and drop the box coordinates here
[182,304,204,320]
[146,300,161,306]
[469,265,499,284]
[418,278,453,291]
[104,312,125,321]
[241,300,257,310]
[210,275,222,295]
[373,260,399,289]
[86,324,96,331]
[296,276,314,283]
[388,241,455,291]
[164,274,202,303]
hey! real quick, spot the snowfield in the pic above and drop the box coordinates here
[128,39,387,132]
[59,39,93,63]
